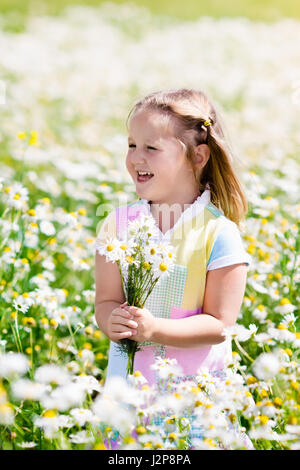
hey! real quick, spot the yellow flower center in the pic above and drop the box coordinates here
[17,132,27,139]
[291,381,299,390]
[136,426,146,435]
[203,438,217,447]
[0,402,13,414]
[247,244,256,255]
[280,298,290,305]
[159,263,167,272]
[273,397,283,407]
[27,209,36,216]
[259,415,269,425]
[42,409,57,418]
[247,376,258,385]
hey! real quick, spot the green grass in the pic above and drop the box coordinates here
[0,0,300,22]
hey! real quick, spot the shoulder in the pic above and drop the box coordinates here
[96,198,145,243]
[204,201,240,234]
[95,208,117,247]
[203,202,251,271]
[97,198,142,228]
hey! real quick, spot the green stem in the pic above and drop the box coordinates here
[131,270,150,299]
[14,311,23,353]
[49,330,55,361]
[234,338,254,363]
[126,343,138,377]
[64,324,82,352]
[11,324,20,353]
[140,278,158,305]
[65,315,77,349]
[29,327,34,379]
[137,274,153,304]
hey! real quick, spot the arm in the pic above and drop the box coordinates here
[129,263,248,348]
[94,252,138,343]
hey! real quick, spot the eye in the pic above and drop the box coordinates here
[128,144,157,150]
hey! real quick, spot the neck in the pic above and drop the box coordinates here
[147,188,203,234]
[148,188,202,208]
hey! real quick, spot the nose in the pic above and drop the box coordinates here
[128,148,146,165]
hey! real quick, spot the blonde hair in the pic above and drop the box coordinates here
[126,88,248,226]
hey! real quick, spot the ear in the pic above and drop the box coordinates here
[194,144,210,170]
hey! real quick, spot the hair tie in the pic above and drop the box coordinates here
[203,119,211,127]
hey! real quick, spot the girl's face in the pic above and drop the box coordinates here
[126,110,199,205]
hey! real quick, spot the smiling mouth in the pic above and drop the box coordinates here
[136,171,154,183]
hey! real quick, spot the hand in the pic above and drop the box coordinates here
[121,305,157,343]
[107,301,139,344]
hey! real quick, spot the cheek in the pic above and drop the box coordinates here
[125,154,133,171]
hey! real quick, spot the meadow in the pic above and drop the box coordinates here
[0,2,299,450]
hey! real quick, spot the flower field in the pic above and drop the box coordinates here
[0,2,299,450]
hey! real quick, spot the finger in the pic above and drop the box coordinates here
[122,305,132,314]
[112,312,135,323]
[112,308,133,319]
[111,316,138,328]
[128,306,143,316]
[120,301,128,308]
[128,334,137,341]
[129,330,137,337]
[112,324,137,333]
[114,330,134,341]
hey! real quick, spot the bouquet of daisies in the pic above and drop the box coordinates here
[96,212,176,376]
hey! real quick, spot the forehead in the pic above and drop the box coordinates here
[128,109,177,141]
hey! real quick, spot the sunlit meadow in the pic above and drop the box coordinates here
[0,2,299,450]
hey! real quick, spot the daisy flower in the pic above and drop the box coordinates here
[95,237,121,262]
[5,182,29,210]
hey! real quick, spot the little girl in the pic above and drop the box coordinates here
[95,88,252,447]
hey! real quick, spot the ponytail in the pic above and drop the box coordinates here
[201,128,248,226]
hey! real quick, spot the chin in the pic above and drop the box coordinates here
[135,185,149,198]
[136,190,149,200]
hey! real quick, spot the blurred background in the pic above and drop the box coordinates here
[0,0,299,451]
[1,0,300,30]
[0,0,299,288]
